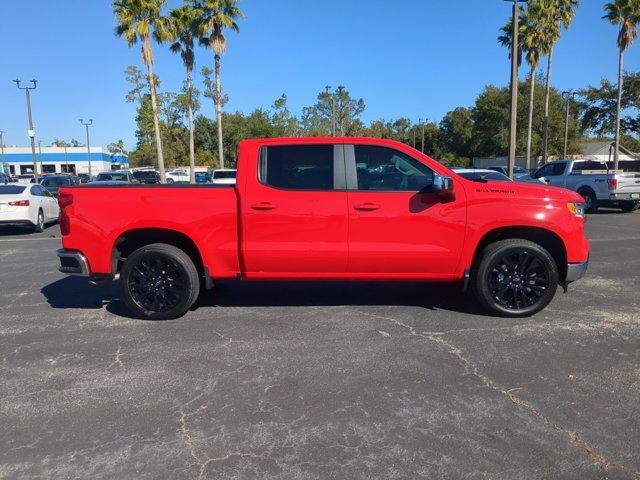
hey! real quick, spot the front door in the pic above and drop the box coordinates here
[345,144,466,278]
[241,144,349,277]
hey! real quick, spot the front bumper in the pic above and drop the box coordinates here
[57,249,90,276]
[565,257,589,283]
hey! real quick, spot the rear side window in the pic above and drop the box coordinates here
[354,145,434,191]
[0,185,26,195]
[260,145,334,190]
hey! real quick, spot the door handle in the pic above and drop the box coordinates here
[251,202,276,211]
[354,203,380,211]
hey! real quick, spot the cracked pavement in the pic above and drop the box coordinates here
[1,212,639,479]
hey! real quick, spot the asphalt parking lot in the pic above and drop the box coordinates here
[1,213,639,480]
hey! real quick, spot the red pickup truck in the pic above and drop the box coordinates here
[56,137,589,319]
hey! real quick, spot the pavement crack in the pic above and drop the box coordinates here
[107,344,125,370]
[357,309,640,480]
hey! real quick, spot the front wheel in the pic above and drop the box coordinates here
[166,178,174,184]
[620,201,639,213]
[120,243,200,320]
[472,239,558,317]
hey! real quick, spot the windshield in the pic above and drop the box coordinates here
[213,171,236,179]
[0,185,27,195]
[457,171,511,182]
[97,172,128,181]
[42,176,72,187]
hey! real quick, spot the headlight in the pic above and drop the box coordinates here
[567,202,586,217]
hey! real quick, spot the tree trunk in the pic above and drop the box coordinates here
[144,38,166,183]
[187,67,195,184]
[541,46,554,164]
[526,68,536,170]
[214,53,224,169]
[614,47,624,170]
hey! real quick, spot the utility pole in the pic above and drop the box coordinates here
[13,79,39,180]
[64,144,69,173]
[80,119,93,178]
[38,140,43,174]
[325,85,336,136]
[505,0,525,179]
[562,90,578,160]
[0,130,5,166]
[419,118,426,153]
[336,86,345,136]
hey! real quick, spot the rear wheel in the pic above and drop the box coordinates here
[472,239,558,317]
[620,201,639,213]
[33,209,45,233]
[578,188,598,214]
[120,243,200,320]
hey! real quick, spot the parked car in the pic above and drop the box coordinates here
[486,165,530,179]
[41,174,78,197]
[16,174,36,184]
[93,171,137,183]
[77,173,91,184]
[452,168,512,182]
[133,170,160,184]
[520,159,640,213]
[166,169,190,183]
[0,183,59,232]
[211,169,237,184]
[57,137,589,320]
[195,171,211,184]
[0,173,11,184]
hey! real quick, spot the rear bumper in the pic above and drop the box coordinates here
[57,249,90,276]
[609,193,640,201]
[565,257,588,283]
[0,219,34,226]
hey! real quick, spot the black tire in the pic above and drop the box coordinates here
[472,239,559,317]
[33,209,45,233]
[578,188,598,214]
[620,201,639,213]
[166,178,174,184]
[120,243,200,320]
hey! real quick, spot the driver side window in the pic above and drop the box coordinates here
[353,145,434,191]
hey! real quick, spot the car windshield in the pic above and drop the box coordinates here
[0,185,27,194]
[97,172,127,181]
[42,177,72,187]
[214,171,236,179]
[514,166,527,174]
[457,171,511,182]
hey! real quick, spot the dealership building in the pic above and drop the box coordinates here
[0,146,128,176]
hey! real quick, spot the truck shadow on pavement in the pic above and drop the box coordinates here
[41,276,484,319]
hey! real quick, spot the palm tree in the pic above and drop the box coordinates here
[114,0,171,182]
[192,0,244,169]
[168,4,198,183]
[540,0,579,164]
[604,0,640,170]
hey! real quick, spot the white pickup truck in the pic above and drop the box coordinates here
[523,159,640,213]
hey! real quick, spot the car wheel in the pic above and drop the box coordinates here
[166,178,174,184]
[472,239,558,317]
[33,209,45,233]
[578,188,598,214]
[120,243,200,320]
[620,201,639,213]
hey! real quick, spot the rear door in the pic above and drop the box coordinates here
[345,144,466,277]
[240,144,349,276]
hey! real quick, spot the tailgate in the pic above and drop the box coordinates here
[615,173,640,197]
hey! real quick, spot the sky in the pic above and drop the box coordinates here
[1,0,638,150]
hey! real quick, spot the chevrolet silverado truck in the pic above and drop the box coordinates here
[523,159,640,213]
[56,137,590,319]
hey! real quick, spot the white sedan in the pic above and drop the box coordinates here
[0,183,59,232]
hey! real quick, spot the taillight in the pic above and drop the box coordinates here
[607,178,618,190]
[58,192,74,208]
[9,200,29,207]
[58,192,73,235]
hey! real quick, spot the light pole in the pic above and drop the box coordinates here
[505,0,526,179]
[562,90,578,160]
[325,85,336,136]
[80,119,93,177]
[0,130,5,166]
[38,140,44,174]
[13,79,39,180]
[64,144,69,173]
[419,118,426,153]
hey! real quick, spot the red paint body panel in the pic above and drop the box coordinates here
[59,136,589,282]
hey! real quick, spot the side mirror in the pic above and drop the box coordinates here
[433,174,454,195]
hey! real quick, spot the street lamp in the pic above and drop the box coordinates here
[505,0,527,179]
[419,118,426,153]
[325,85,336,136]
[562,90,578,160]
[0,130,5,165]
[80,119,93,177]
[13,79,39,180]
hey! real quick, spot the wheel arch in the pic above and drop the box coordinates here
[470,226,568,281]
[111,228,205,277]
